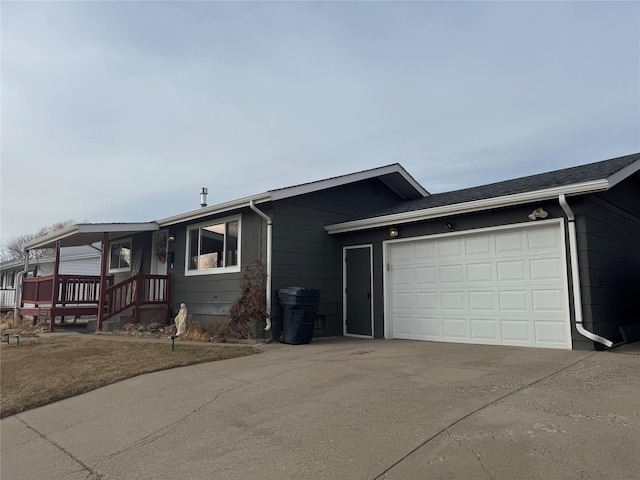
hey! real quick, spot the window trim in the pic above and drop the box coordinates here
[184,215,241,276]
[108,238,133,273]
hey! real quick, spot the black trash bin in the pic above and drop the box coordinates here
[277,287,321,344]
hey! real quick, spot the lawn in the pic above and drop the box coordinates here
[0,336,259,418]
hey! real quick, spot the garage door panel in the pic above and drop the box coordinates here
[388,222,570,349]
[534,321,568,344]
[532,290,565,311]
[415,266,437,285]
[440,264,464,283]
[438,238,463,257]
[470,319,499,340]
[495,231,525,253]
[414,242,436,260]
[467,263,493,283]
[497,260,527,281]
[530,258,563,280]
[498,290,528,311]
[393,292,414,310]
[416,317,440,336]
[465,235,492,256]
[441,292,465,310]
[469,291,495,311]
[416,291,439,310]
[528,226,562,251]
[392,266,414,285]
[501,320,532,342]
[442,318,467,339]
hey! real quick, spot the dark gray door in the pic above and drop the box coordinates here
[345,246,373,337]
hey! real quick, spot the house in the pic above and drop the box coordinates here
[19,153,640,350]
[1,246,101,313]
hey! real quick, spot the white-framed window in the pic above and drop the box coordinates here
[109,238,132,273]
[185,216,240,275]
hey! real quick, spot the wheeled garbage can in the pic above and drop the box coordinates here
[277,287,321,344]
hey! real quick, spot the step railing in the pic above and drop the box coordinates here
[103,274,171,322]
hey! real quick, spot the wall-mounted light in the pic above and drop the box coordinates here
[389,227,399,238]
[168,233,176,242]
[528,207,549,221]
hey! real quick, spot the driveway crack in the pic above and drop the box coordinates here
[15,415,103,479]
[445,428,495,480]
[372,352,597,479]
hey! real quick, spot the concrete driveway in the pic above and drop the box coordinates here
[2,338,638,480]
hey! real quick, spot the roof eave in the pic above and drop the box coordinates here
[325,179,610,234]
[157,192,271,227]
[23,223,159,250]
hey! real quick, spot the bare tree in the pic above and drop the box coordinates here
[0,220,76,262]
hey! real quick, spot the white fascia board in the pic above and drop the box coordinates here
[269,164,429,201]
[75,223,159,234]
[23,225,80,250]
[23,223,159,250]
[158,193,271,227]
[607,159,640,188]
[325,179,610,234]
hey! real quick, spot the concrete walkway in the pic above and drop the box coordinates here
[2,337,638,479]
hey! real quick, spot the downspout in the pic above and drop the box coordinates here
[559,194,613,348]
[13,249,30,321]
[249,200,272,331]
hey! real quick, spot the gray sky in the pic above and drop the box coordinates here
[2,1,639,243]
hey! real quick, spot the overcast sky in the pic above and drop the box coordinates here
[1,1,638,243]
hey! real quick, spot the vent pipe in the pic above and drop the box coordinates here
[200,187,208,208]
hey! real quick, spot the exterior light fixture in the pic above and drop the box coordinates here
[528,207,549,221]
[389,227,399,238]
[168,234,176,242]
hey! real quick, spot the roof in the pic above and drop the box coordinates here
[23,223,159,251]
[326,152,640,234]
[0,246,101,271]
[158,163,428,227]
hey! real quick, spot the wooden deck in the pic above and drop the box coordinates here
[19,273,171,330]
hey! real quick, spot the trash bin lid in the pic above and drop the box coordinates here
[278,287,320,298]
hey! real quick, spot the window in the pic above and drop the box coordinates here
[186,217,240,274]
[109,239,132,273]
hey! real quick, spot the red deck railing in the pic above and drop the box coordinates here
[104,274,171,322]
[19,273,171,330]
[21,274,113,307]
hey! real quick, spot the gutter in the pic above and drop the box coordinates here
[559,194,614,348]
[249,200,273,331]
[326,179,610,234]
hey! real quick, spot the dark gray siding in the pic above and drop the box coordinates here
[270,179,408,338]
[579,176,640,345]
[167,207,264,324]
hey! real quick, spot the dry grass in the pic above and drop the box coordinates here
[0,336,259,418]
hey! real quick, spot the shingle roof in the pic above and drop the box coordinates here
[353,152,640,220]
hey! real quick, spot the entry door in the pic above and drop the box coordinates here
[344,245,373,337]
[151,230,169,276]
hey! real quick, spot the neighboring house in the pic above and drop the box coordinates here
[20,153,640,350]
[0,246,101,312]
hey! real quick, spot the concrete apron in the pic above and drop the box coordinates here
[2,338,638,480]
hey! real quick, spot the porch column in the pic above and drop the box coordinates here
[97,233,109,331]
[49,241,61,332]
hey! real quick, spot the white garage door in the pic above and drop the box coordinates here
[387,221,571,349]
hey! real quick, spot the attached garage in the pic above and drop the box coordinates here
[385,221,572,349]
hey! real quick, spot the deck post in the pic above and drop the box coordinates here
[97,233,109,332]
[49,242,61,332]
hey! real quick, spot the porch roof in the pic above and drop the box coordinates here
[23,223,159,251]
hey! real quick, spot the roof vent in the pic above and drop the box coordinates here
[200,187,208,208]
